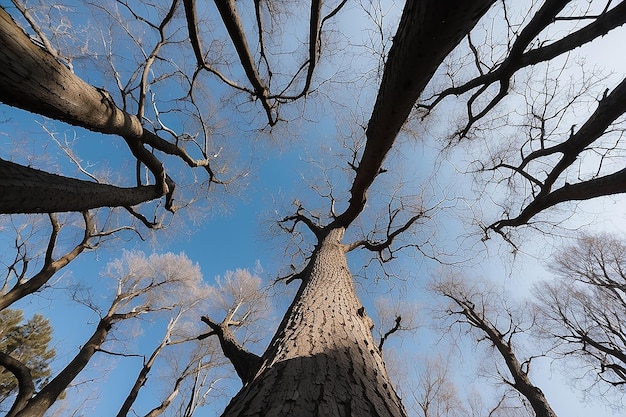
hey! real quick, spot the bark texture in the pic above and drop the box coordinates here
[221,228,406,417]
[0,7,173,213]
[336,0,496,226]
[0,159,162,214]
[0,8,141,137]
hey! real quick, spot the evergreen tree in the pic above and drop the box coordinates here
[0,309,55,407]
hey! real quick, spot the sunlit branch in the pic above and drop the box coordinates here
[10,0,61,63]
[135,0,178,121]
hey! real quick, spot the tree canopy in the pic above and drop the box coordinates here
[1,0,626,416]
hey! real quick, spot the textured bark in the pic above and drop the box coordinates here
[221,228,407,417]
[200,316,262,385]
[0,7,142,137]
[0,8,173,213]
[0,158,162,214]
[336,0,496,226]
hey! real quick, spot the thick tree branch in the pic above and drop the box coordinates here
[212,0,275,125]
[200,315,261,385]
[0,159,165,215]
[334,0,496,227]
[420,1,626,137]
[278,206,324,240]
[0,351,35,417]
[491,167,626,231]
[13,318,113,417]
[0,7,177,210]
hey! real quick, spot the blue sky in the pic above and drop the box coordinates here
[2,0,626,416]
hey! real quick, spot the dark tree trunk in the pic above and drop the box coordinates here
[0,159,163,214]
[221,228,407,417]
[0,8,172,213]
[12,318,112,417]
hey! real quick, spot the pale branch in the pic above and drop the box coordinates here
[334,0,496,227]
[0,352,35,417]
[0,211,94,311]
[419,1,626,125]
[143,373,186,417]
[200,316,261,385]
[378,315,402,351]
[116,315,182,417]
[10,0,60,61]
[134,0,178,121]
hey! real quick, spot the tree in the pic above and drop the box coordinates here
[7,251,211,417]
[2,0,626,416]
[433,276,555,417]
[0,309,55,413]
[533,233,626,392]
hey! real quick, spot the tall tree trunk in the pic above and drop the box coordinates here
[221,228,407,417]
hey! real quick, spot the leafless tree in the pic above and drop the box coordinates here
[0,211,143,311]
[533,232,626,393]
[2,0,626,416]
[416,0,626,241]
[5,251,210,417]
[433,275,555,417]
